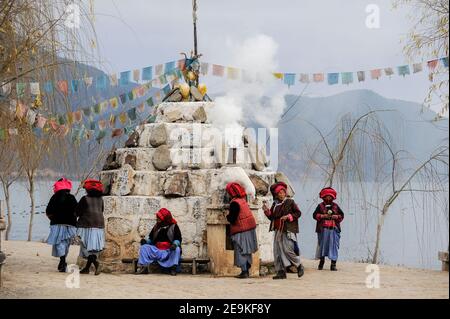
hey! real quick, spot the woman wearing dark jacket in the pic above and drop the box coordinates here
[75,179,105,275]
[46,178,78,272]
[263,182,305,279]
[313,187,344,271]
[137,208,182,276]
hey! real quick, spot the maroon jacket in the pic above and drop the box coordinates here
[313,202,344,233]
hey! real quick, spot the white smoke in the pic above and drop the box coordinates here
[208,34,288,130]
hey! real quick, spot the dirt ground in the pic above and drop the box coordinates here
[0,240,448,299]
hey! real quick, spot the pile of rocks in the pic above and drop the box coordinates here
[99,101,295,273]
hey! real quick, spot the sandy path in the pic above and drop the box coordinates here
[0,241,448,299]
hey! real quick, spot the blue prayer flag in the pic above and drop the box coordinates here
[96,75,107,90]
[283,73,296,87]
[44,81,54,93]
[441,57,449,68]
[165,61,176,73]
[142,66,153,81]
[397,65,410,77]
[120,71,131,86]
[327,73,339,85]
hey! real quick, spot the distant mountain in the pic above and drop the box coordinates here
[273,90,448,181]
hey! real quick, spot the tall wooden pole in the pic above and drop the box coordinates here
[193,0,198,56]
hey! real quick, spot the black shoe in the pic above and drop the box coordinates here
[57,257,66,272]
[272,271,287,280]
[135,266,149,275]
[58,263,67,272]
[235,271,249,279]
[330,261,337,271]
[91,256,101,275]
[297,264,304,278]
[80,256,93,274]
[318,257,325,270]
[170,267,177,276]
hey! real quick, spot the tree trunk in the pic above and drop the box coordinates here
[372,211,386,264]
[27,178,35,242]
[4,184,12,240]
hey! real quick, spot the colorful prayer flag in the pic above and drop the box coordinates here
[165,61,175,72]
[44,81,53,93]
[127,108,137,121]
[146,97,154,107]
[200,62,209,75]
[71,79,79,93]
[283,73,296,87]
[413,63,423,73]
[370,69,382,80]
[313,73,324,82]
[397,65,410,77]
[120,71,131,86]
[327,73,339,85]
[155,64,164,76]
[142,66,153,81]
[118,112,128,124]
[110,74,118,86]
[112,128,123,138]
[299,74,309,83]
[227,67,240,80]
[357,71,365,82]
[16,83,26,98]
[341,72,353,85]
[427,59,439,71]
[96,75,107,90]
[30,82,40,95]
[84,77,93,88]
[384,68,394,76]
[57,80,69,96]
[110,97,119,109]
[120,93,127,104]
[162,84,171,96]
[133,69,140,83]
[440,57,449,68]
[212,64,225,77]
[273,73,283,80]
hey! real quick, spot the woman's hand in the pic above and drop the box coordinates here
[280,215,289,221]
[331,215,339,220]
[262,201,269,212]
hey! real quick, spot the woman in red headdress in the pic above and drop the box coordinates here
[313,187,344,271]
[75,179,105,275]
[46,178,78,272]
[137,208,182,276]
[225,182,258,279]
[263,182,304,279]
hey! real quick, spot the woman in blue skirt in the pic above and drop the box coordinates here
[313,187,344,271]
[137,208,182,276]
[46,178,78,272]
[75,179,105,275]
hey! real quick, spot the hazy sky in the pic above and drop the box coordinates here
[90,0,446,112]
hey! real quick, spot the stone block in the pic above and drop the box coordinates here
[163,171,189,197]
[152,145,172,171]
[109,165,135,196]
[107,217,133,237]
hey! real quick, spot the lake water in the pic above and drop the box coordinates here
[1,179,448,270]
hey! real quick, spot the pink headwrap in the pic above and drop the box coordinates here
[53,178,72,193]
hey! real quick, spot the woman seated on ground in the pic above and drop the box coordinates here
[137,208,182,276]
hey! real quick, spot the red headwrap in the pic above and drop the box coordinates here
[83,179,103,193]
[319,187,337,200]
[156,208,177,225]
[225,182,247,199]
[53,178,72,193]
[270,182,288,196]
